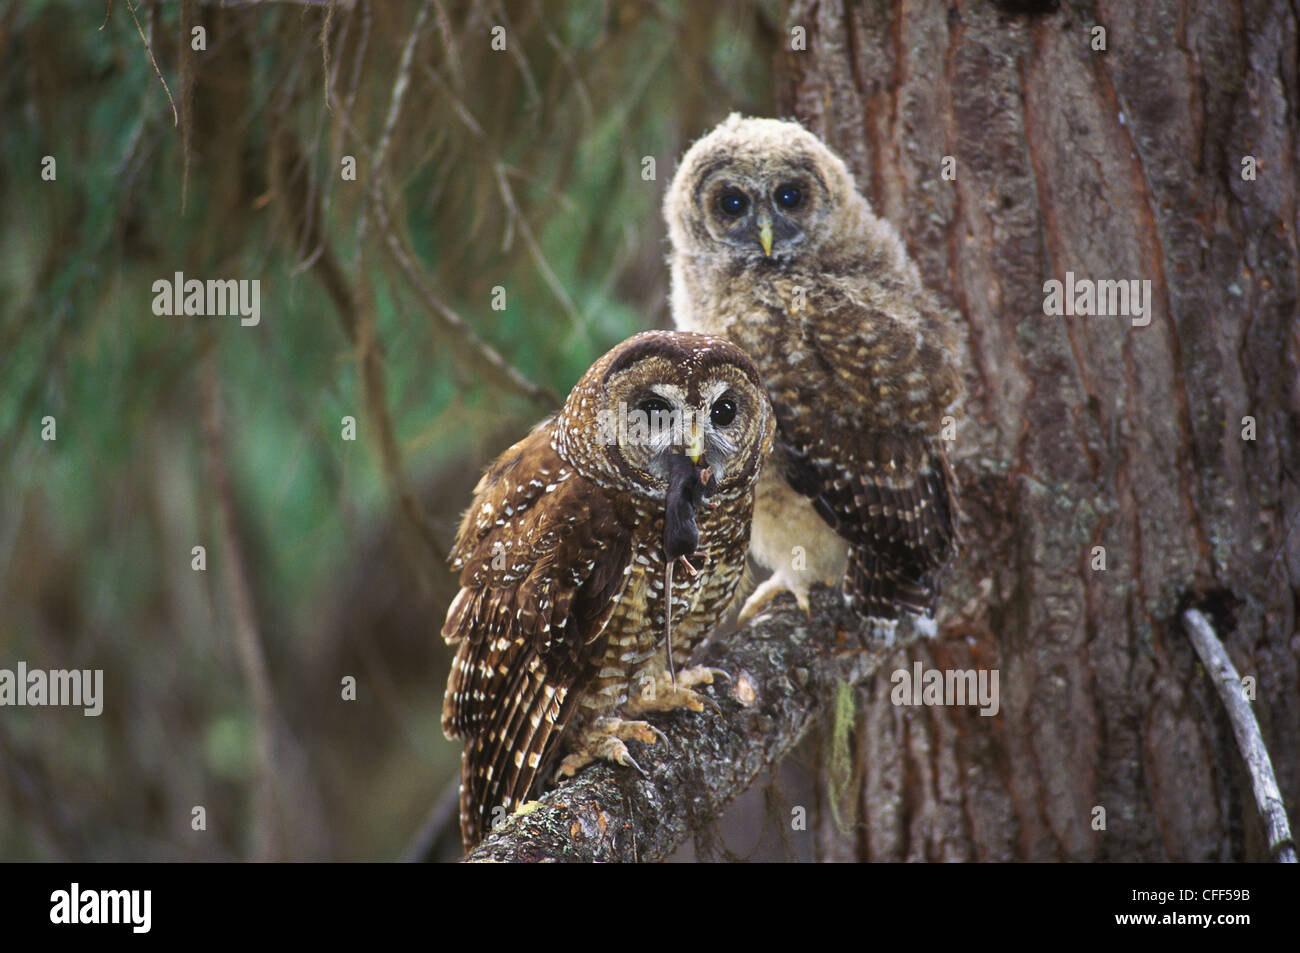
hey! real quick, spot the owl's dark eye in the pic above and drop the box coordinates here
[710,396,737,427]
[638,397,672,417]
[775,183,803,209]
[717,189,749,217]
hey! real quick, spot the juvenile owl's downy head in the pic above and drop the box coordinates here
[552,330,773,498]
[664,114,871,266]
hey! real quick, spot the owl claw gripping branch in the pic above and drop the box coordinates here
[441,330,774,850]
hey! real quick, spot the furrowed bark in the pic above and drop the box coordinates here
[775,0,1299,861]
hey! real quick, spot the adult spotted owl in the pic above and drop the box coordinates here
[664,114,961,627]
[441,330,774,849]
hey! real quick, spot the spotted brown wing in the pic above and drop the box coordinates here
[441,426,634,846]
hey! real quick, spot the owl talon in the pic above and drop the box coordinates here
[612,743,648,778]
[625,666,725,715]
[678,664,727,688]
[555,717,663,781]
[737,570,812,626]
[695,693,723,716]
[643,722,671,747]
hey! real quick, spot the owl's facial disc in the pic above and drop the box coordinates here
[701,167,824,261]
[641,378,749,484]
[599,371,757,492]
[580,341,769,498]
[618,383,707,488]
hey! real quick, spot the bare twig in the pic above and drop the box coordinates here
[319,0,338,109]
[268,121,457,576]
[325,0,368,134]
[429,0,464,95]
[531,0,593,128]
[488,0,541,107]
[371,0,431,180]
[355,0,428,250]
[435,66,584,326]
[345,1,556,408]
[418,60,586,329]
[122,0,178,127]
[491,161,585,329]
[371,197,560,407]
[1183,608,1297,863]
[460,588,916,862]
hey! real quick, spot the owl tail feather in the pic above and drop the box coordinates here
[459,663,570,851]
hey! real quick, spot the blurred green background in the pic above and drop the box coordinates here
[0,0,782,860]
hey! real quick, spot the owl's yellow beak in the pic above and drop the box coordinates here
[757,216,774,257]
[685,428,705,465]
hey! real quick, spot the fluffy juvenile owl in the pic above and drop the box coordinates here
[664,114,961,627]
[441,330,774,849]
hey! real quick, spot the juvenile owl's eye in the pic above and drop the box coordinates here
[775,183,803,209]
[711,396,737,427]
[638,396,672,417]
[718,189,748,217]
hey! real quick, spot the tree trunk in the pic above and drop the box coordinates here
[776,0,1299,861]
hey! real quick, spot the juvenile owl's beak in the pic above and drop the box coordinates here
[757,215,774,257]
